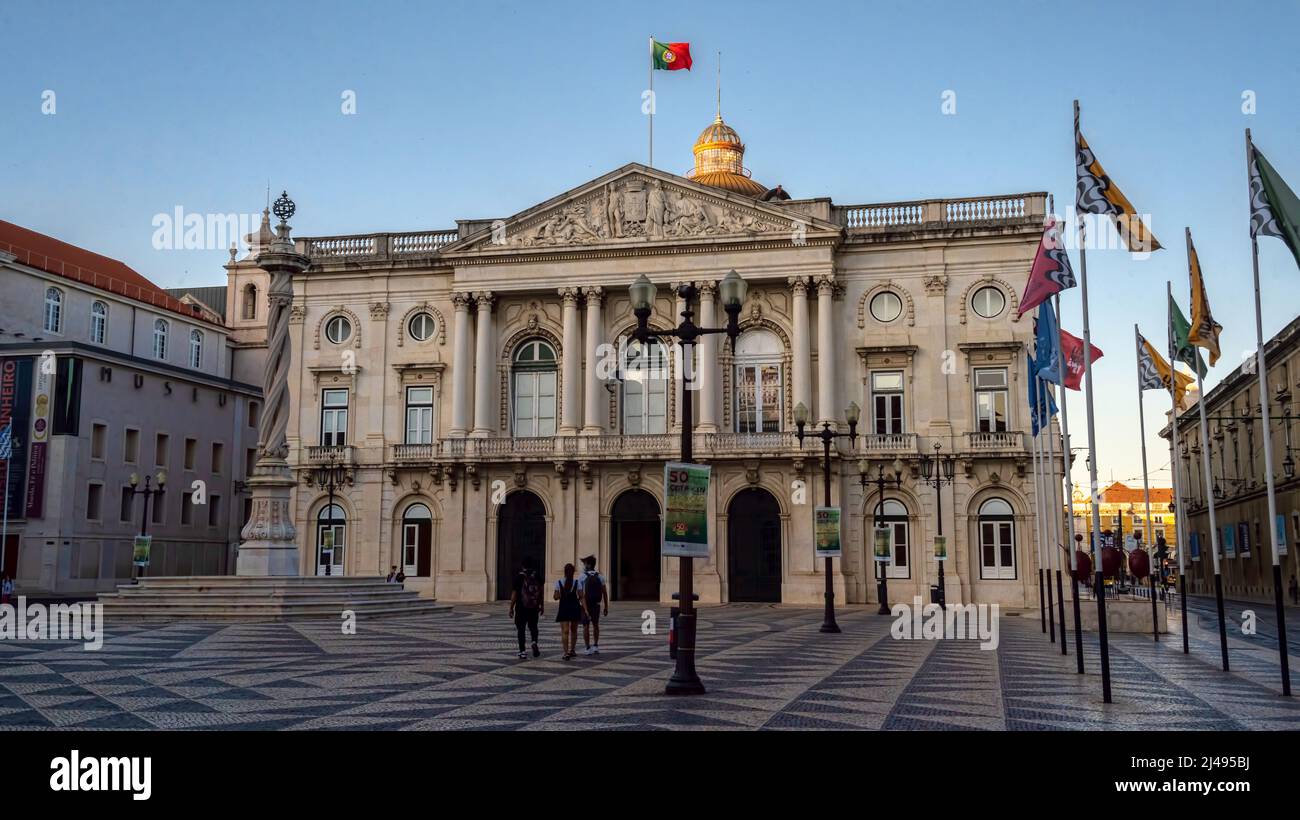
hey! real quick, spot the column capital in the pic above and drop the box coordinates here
[815,274,836,295]
[583,285,604,306]
[474,291,495,310]
[788,275,810,294]
[452,292,474,310]
[696,281,717,300]
[369,301,391,320]
[558,286,581,305]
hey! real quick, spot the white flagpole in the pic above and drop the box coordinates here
[648,36,654,168]
[1045,378,1066,654]
[1167,281,1189,654]
[1075,99,1112,702]
[1134,325,1159,641]
[1039,376,1057,643]
[1,426,10,575]
[1245,128,1292,695]
[1188,228,1230,671]
[1056,291,1085,672]
[1033,371,1046,634]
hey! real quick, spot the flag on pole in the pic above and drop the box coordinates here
[1027,352,1058,436]
[652,40,692,70]
[1019,217,1077,316]
[1035,302,1063,384]
[0,422,11,461]
[1168,292,1208,378]
[1249,142,1300,270]
[1138,333,1193,406]
[1186,230,1223,367]
[1060,328,1103,391]
[1075,118,1161,253]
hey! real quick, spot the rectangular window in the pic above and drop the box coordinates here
[248,401,260,429]
[184,438,197,471]
[403,523,419,571]
[512,372,556,437]
[246,448,258,478]
[211,442,224,475]
[735,364,782,433]
[973,368,1009,433]
[871,371,904,435]
[120,486,134,523]
[979,520,1016,579]
[885,520,910,579]
[154,433,169,468]
[321,389,349,446]
[86,483,103,521]
[124,428,140,464]
[152,490,165,526]
[181,493,194,525]
[622,342,669,435]
[405,386,434,444]
[91,423,107,461]
[208,495,221,527]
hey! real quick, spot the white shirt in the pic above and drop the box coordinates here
[577,571,606,596]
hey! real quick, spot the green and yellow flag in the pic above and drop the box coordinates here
[1186,229,1223,367]
[1168,293,1207,378]
[1250,140,1300,271]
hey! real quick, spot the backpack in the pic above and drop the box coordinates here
[583,571,604,608]
[520,572,542,610]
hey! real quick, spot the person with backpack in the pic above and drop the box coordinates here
[509,555,543,659]
[578,554,608,655]
[553,562,582,660]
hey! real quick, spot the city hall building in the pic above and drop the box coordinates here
[225,115,1055,607]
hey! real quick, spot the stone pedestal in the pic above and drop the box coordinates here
[236,459,299,576]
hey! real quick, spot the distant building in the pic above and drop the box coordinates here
[0,220,262,595]
[1070,482,1177,551]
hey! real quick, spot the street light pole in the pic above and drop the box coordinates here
[128,471,166,582]
[630,271,747,696]
[794,400,860,634]
[919,442,956,610]
[859,457,904,615]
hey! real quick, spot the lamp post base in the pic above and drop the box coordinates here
[876,578,890,615]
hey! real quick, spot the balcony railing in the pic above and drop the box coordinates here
[301,229,459,261]
[836,193,1046,235]
[964,431,1026,454]
[305,445,354,465]
[860,432,918,454]
[392,443,437,463]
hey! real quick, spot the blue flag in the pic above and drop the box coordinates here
[1034,302,1062,384]
[1027,352,1058,437]
[0,422,11,462]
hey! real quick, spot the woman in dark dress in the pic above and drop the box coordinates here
[553,563,582,660]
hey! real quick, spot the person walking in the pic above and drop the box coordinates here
[0,575,12,606]
[554,562,582,660]
[509,556,543,659]
[578,555,608,655]
[1290,573,1298,606]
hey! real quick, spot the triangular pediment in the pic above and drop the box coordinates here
[439,163,840,256]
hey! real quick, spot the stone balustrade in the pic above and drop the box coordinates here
[836,193,1045,234]
[300,229,459,260]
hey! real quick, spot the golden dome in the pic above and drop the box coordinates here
[688,115,767,197]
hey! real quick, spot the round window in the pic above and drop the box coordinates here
[971,286,1006,319]
[325,315,352,344]
[869,291,903,323]
[408,312,434,342]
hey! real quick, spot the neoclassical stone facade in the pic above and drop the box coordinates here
[231,119,1059,608]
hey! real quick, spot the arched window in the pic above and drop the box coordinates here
[316,503,346,576]
[43,287,64,333]
[621,338,668,434]
[242,283,258,320]
[733,329,783,433]
[978,498,1016,579]
[511,339,557,437]
[876,499,910,579]
[189,329,203,368]
[90,301,107,344]
[401,502,433,576]
[152,319,169,360]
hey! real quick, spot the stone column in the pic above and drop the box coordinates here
[238,193,310,577]
[697,281,719,432]
[449,292,473,437]
[816,275,836,426]
[559,287,582,435]
[790,277,812,419]
[471,292,495,437]
[582,286,604,434]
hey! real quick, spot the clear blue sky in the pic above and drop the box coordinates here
[4,0,1299,497]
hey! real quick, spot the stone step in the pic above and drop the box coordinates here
[97,601,451,621]
[124,576,392,587]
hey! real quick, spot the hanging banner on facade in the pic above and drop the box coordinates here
[1190,531,1200,561]
[663,462,709,558]
[1237,522,1251,558]
[814,506,841,558]
[132,535,152,567]
[0,357,33,517]
[1276,515,1288,557]
[933,535,948,561]
[1222,525,1236,558]
[24,355,54,519]
[873,525,892,562]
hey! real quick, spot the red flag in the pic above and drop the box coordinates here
[1018,217,1077,317]
[1060,328,1103,391]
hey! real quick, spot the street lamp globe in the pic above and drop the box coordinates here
[857,458,869,477]
[718,269,748,308]
[844,401,860,427]
[156,470,167,488]
[891,457,905,480]
[793,402,809,428]
[129,472,140,488]
[629,274,657,311]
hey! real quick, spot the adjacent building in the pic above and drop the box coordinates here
[1070,482,1177,550]
[0,220,263,594]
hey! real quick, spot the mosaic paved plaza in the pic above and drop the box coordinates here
[2,601,1298,731]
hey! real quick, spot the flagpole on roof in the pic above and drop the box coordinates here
[1134,324,1160,642]
[648,36,654,168]
[1074,99,1113,702]
[1245,128,1292,696]
[1186,226,1231,672]
[1166,281,1190,654]
[1057,292,1085,672]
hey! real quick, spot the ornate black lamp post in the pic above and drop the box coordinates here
[793,400,861,633]
[858,457,905,614]
[127,470,167,580]
[630,270,747,696]
[918,442,956,610]
[315,455,349,576]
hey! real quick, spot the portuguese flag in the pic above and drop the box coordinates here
[652,40,692,71]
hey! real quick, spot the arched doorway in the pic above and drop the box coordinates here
[727,488,782,602]
[610,489,660,600]
[496,491,546,600]
[316,503,346,576]
[400,502,433,577]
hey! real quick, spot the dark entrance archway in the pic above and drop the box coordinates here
[727,488,782,602]
[496,490,546,600]
[610,489,660,601]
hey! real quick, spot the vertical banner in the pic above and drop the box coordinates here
[663,462,710,558]
[873,525,892,562]
[1276,515,1288,557]
[0,358,33,517]
[814,506,841,557]
[132,535,152,567]
[24,355,54,519]
[1237,522,1251,558]
[1223,525,1236,558]
[1190,531,1201,561]
[933,535,948,561]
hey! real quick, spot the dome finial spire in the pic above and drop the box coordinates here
[715,50,722,122]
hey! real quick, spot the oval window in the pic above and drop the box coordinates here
[971,286,1006,319]
[325,315,352,344]
[869,291,903,323]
